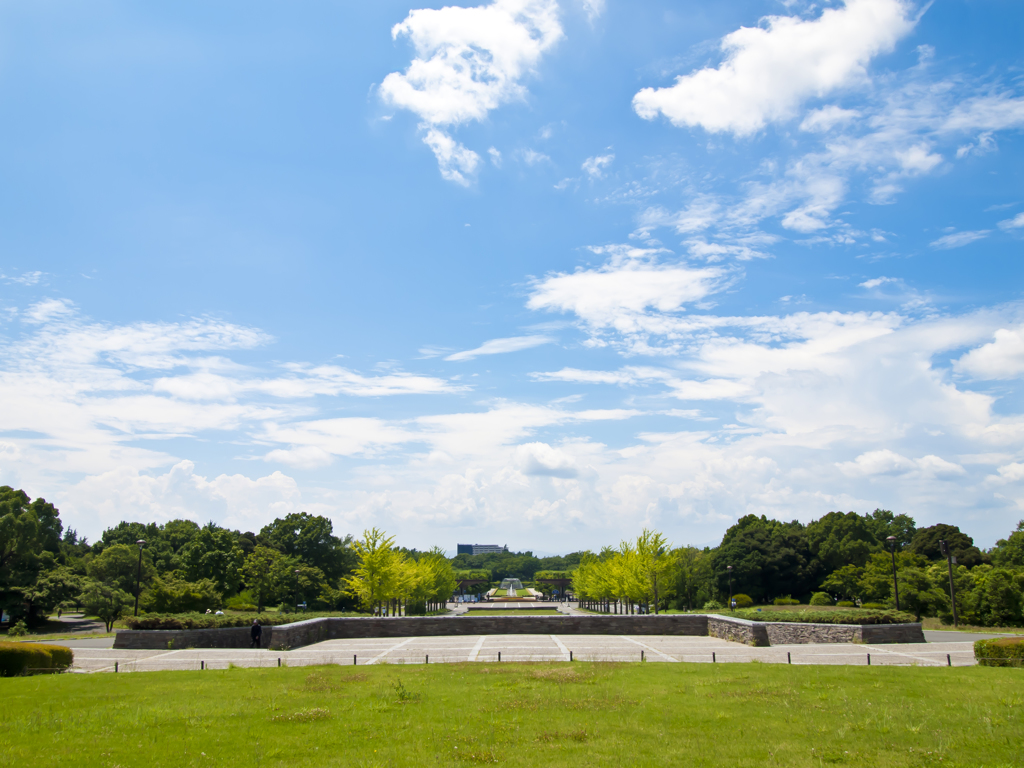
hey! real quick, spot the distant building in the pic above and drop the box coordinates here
[457,543,509,555]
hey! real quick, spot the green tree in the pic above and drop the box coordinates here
[991,521,1024,567]
[908,524,985,567]
[179,528,244,595]
[240,546,291,612]
[80,580,134,632]
[87,543,155,595]
[819,564,864,602]
[24,566,82,616]
[259,513,354,580]
[0,487,65,623]
[141,575,223,613]
[343,528,409,613]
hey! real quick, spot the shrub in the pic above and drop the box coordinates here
[0,641,74,676]
[836,601,856,607]
[975,637,1024,667]
[860,603,885,609]
[121,611,365,630]
[702,600,724,610]
[731,608,916,625]
[7,620,28,637]
[809,592,832,606]
[773,597,800,606]
[731,594,754,609]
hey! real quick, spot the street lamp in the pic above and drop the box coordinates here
[727,565,734,609]
[886,536,900,611]
[293,568,301,613]
[134,540,147,617]
[939,540,959,627]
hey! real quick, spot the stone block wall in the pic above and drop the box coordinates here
[707,616,770,646]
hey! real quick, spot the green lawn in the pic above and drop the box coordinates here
[462,609,562,616]
[1,663,1021,767]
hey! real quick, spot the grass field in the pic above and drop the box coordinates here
[461,609,562,616]
[1,663,1021,767]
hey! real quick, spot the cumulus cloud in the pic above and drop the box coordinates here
[955,327,1024,380]
[445,334,554,361]
[380,0,563,183]
[633,0,915,136]
[837,450,965,479]
[514,442,578,478]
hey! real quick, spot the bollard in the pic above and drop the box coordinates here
[498,652,501,662]
[426,655,429,665]
[201,660,205,670]
[712,652,716,663]
[867,654,871,666]
[354,654,357,666]
[277,658,281,667]
[787,652,791,665]
[569,650,573,662]
[114,661,118,673]
[641,650,645,662]
[947,653,951,667]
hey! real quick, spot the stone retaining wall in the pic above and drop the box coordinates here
[112,613,924,650]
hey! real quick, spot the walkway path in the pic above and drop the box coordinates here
[67,634,978,673]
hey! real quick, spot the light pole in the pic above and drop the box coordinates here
[293,568,301,613]
[727,565,733,609]
[939,540,959,627]
[134,539,147,617]
[886,536,900,611]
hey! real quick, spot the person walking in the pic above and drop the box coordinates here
[250,619,262,649]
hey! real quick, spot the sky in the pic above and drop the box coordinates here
[1,0,1023,553]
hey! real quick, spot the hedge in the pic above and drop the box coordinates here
[0,641,74,676]
[975,637,1024,667]
[121,611,365,630]
[728,608,917,625]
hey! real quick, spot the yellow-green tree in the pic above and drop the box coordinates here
[342,528,409,613]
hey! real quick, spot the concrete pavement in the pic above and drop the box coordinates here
[67,633,978,673]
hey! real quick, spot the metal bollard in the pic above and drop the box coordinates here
[498,652,501,662]
[114,661,118,673]
[712,652,716,663]
[201,660,205,670]
[569,650,573,662]
[641,650,645,662]
[277,657,281,667]
[354,654,357,666]
[787,652,791,665]
[867,654,871,666]
[426,655,429,664]
[947,653,951,667]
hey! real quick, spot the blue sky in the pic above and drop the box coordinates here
[1,0,1023,552]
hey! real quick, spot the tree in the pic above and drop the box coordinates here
[87,543,155,595]
[142,575,223,613]
[24,566,82,616]
[343,528,409,613]
[806,511,879,573]
[240,546,291,612]
[179,528,244,595]
[819,564,864,602]
[908,524,985,567]
[991,521,1024,567]
[634,529,674,613]
[81,580,134,631]
[259,513,354,580]
[1,487,65,623]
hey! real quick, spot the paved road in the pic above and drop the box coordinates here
[923,629,1019,642]
[68,634,977,673]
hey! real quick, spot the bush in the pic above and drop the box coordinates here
[836,601,856,607]
[809,592,832,606]
[731,608,916,625]
[7,620,28,637]
[702,600,724,610]
[121,611,365,630]
[975,637,1024,667]
[0,641,74,676]
[731,594,754,609]
[773,597,800,606]
[860,603,885,609]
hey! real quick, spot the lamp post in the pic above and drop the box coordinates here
[727,565,733,609]
[134,539,147,617]
[886,536,900,611]
[293,568,301,613]
[939,540,959,627]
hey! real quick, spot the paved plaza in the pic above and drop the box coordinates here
[66,633,979,673]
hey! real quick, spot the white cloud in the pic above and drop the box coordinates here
[422,129,481,186]
[837,450,965,479]
[527,245,731,331]
[578,0,605,23]
[633,0,915,136]
[800,105,861,133]
[520,148,551,166]
[955,327,1024,380]
[514,442,578,478]
[488,146,502,166]
[380,0,563,182]
[1,270,44,286]
[582,153,614,179]
[999,212,1024,231]
[930,230,990,250]
[25,298,76,324]
[445,334,554,361]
